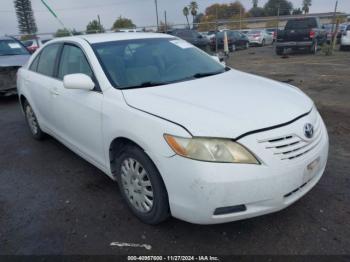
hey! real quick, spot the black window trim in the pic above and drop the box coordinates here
[57,42,102,93]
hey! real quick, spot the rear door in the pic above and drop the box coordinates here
[25,43,62,131]
[51,43,105,167]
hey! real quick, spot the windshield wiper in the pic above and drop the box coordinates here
[122,81,170,90]
[192,67,230,79]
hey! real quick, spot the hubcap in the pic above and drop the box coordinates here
[120,158,154,213]
[25,105,38,135]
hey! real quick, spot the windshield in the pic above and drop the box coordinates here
[0,39,29,56]
[92,38,226,89]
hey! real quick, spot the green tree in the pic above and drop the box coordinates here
[292,8,303,15]
[55,28,71,37]
[14,0,37,34]
[86,20,105,34]
[112,16,136,30]
[249,7,265,17]
[204,1,245,20]
[71,29,82,35]
[183,6,190,29]
[302,0,312,14]
[264,0,293,16]
[189,1,199,28]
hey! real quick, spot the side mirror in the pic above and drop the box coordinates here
[211,55,226,66]
[63,74,95,91]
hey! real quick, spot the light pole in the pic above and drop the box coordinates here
[154,0,159,32]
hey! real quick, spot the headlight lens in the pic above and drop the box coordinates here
[164,134,260,164]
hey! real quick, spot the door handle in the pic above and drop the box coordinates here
[50,88,59,96]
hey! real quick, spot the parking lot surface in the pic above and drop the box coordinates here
[1,46,350,255]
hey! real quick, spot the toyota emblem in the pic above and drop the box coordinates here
[304,123,314,139]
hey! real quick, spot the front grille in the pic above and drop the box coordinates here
[258,115,322,161]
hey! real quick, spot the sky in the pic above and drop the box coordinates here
[0,0,349,35]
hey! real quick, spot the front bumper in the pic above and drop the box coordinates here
[151,109,329,224]
[0,66,19,96]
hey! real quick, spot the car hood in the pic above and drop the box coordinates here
[0,54,31,67]
[122,69,313,139]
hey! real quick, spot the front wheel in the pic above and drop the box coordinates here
[23,101,45,140]
[115,145,170,224]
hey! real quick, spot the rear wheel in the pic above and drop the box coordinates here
[115,145,170,224]
[23,101,45,140]
[276,47,284,56]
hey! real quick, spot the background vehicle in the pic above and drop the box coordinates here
[247,29,274,46]
[240,29,251,36]
[340,24,350,51]
[22,38,52,53]
[169,29,209,51]
[210,30,249,52]
[266,28,277,42]
[0,36,30,96]
[276,17,327,55]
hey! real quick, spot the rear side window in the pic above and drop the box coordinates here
[37,44,61,77]
[58,44,93,80]
[286,19,317,30]
[29,55,40,72]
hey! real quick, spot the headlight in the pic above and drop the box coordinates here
[164,134,260,164]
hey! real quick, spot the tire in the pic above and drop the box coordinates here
[276,47,284,56]
[23,101,45,140]
[261,39,265,47]
[115,144,170,224]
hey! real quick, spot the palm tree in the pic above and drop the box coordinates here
[183,6,190,29]
[302,0,312,14]
[189,1,198,29]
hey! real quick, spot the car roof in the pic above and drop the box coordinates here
[0,36,15,41]
[51,32,174,44]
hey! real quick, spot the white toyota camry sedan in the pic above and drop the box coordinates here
[17,33,329,225]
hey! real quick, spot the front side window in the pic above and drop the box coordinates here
[0,39,29,56]
[58,44,93,80]
[93,38,226,89]
[37,44,61,77]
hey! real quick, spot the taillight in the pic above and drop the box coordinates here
[310,30,315,39]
